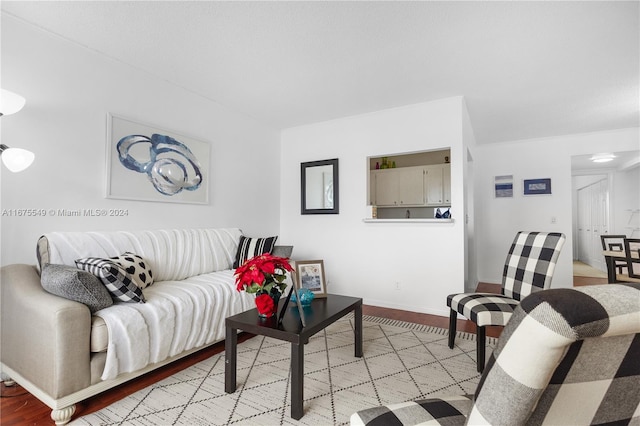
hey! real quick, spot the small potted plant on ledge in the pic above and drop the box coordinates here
[235,253,293,318]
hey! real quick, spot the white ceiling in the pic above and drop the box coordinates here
[2,1,639,144]
[571,150,640,173]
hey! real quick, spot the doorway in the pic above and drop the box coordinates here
[575,176,608,272]
[571,150,640,282]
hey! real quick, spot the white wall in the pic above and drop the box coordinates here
[280,98,468,316]
[1,17,281,265]
[4,15,638,313]
[474,128,640,287]
[612,166,640,236]
[461,99,477,292]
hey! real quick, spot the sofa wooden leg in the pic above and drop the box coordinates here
[448,309,457,349]
[51,405,75,426]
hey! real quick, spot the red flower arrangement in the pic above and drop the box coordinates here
[235,253,293,317]
[254,293,275,316]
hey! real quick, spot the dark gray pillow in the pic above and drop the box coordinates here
[41,263,113,313]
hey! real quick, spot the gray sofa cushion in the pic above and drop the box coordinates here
[91,316,109,353]
[40,263,113,313]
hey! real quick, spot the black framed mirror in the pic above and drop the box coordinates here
[301,158,339,215]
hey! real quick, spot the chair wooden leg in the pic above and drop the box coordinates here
[448,309,457,349]
[476,325,486,373]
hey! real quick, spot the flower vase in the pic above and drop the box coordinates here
[255,290,281,318]
[291,288,315,306]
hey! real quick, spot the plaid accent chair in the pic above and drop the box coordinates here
[447,231,566,372]
[351,283,640,426]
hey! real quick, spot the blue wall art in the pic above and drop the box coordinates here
[494,175,513,198]
[523,178,552,196]
[106,114,209,204]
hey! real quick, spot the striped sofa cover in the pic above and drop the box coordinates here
[1,228,262,425]
[351,283,640,425]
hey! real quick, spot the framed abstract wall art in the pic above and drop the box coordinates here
[523,178,552,196]
[106,114,210,204]
[494,175,513,198]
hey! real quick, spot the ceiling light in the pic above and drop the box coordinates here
[0,89,26,116]
[590,153,616,163]
[0,144,35,172]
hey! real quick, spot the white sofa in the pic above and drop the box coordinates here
[0,228,267,425]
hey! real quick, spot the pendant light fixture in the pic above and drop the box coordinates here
[0,88,34,172]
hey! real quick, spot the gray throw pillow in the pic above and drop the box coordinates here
[41,263,113,313]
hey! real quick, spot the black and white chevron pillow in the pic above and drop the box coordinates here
[75,257,146,303]
[108,252,154,289]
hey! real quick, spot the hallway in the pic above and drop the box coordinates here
[573,260,608,286]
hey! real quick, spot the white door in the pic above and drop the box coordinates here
[577,178,609,272]
[589,183,602,268]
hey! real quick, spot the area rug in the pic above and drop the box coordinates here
[72,315,495,426]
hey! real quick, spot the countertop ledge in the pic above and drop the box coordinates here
[362,218,454,223]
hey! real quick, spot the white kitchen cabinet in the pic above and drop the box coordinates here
[374,169,399,206]
[372,166,425,206]
[443,163,451,204]
[398,167,425,205]
[425,165,444,205]
[370,164,451,207]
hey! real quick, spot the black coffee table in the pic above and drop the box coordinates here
[224,294,363,419]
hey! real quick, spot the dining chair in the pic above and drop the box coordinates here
[601,234,628,282]
[623,238,640,280]
[446,231,566,372]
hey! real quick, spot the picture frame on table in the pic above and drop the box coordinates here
[294,260,327,297]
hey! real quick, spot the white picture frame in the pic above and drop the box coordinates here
[494,175,514,198]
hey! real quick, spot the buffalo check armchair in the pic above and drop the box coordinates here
[448,231,566,372]
[351,283,640,425]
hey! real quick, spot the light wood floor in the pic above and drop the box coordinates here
[573,260,608,279]
[0,279,605,425]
